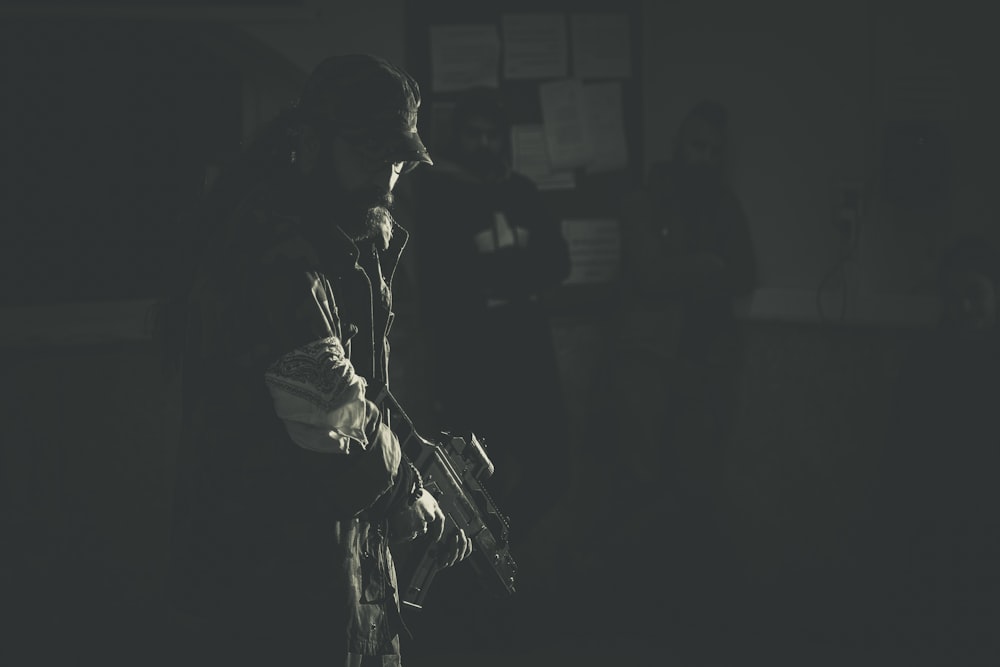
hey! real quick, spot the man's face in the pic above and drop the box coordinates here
[310,130,407,245]
[678,118,725,174]
[457,115,506,180]
[943,270,998,339]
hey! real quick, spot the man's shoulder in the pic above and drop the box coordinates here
[216,176,339,272]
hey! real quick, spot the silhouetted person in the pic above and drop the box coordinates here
[591,99,756,642]
[165,54,472,667]
[873,235,1000,664]
[406,87,573,654]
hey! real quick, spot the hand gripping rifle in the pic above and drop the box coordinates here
[373,385,517,609]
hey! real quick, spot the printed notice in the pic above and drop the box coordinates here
[561,219,621,285]
[510,124,576,191]
[501,13,569,80]
[539,78,593,169]
[571,13,632,79]
[582,82,629,172]
[429,24,501,92]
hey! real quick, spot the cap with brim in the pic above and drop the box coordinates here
[340,113,433,167]
[298,53,433,167]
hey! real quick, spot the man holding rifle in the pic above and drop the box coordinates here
[167,54,473,666]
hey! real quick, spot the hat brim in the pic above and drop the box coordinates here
[393,130,433,167]
[339,117,433,168]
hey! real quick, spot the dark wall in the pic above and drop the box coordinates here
[2,342,181,662]
[0,20,243,306]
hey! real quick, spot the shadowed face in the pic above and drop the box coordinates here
[672,117,727,204]
[456,115,507,181]
[307,130,409,246]
[678,117,725,174]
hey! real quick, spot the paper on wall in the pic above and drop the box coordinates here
[581,81,629,173]
[510,124,576,190]
[501,13,569,80]
[430,24,501,92]
[539,78,593,170]
[561,219,621,285]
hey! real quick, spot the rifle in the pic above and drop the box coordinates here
[373,386,517,609]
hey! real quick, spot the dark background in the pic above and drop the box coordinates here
[2,1,996,665]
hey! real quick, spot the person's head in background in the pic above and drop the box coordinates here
[671,99,729,196]
[448,87,511,183]
[938,235,1000,341]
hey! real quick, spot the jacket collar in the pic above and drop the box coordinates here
[274,172,409,275]
[301,209,408,282]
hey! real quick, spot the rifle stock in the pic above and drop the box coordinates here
[373,387,517,609]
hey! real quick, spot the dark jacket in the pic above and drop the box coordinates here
[412,164,570,406]
[410,162,573,530]
[168,167,416,663]
[619,160,756,368]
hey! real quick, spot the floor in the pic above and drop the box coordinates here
[7,602,997,667]
[7,570,998,667]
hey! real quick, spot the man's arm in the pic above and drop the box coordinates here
[263,339,406,518]
[253,259,416,519]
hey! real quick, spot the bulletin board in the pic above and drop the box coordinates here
[404,0,644,315]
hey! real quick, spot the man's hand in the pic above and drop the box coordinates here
[389,489,445,543]
[436,527,473,569]
[388,490,473,567]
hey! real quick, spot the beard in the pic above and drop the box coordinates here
[341,187,394,240]
[357,201,394,249]
[311,178,395,248]
[301,153,396,247]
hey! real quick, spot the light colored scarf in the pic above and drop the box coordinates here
[264,336,369,454]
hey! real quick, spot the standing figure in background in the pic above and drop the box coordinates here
[597,99,756,641]
[411,87,572,541]
[408,87,573,652]
[166,54,471,667]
